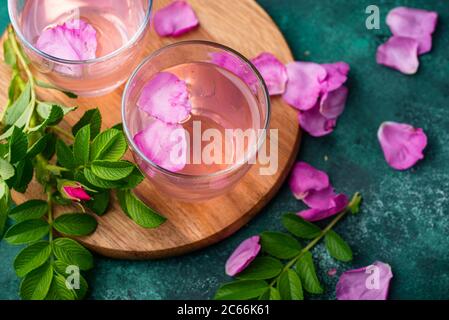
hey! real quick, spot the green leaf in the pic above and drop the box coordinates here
[349,193,363,215]
[260,232,302,259]
[14,241,52,277]
[90,129,127,161]
[278,270,304,300]
[85,191,110,216]
[53,213,97,236]
[52,261,88,300]
[41,133,57,160]
[296,252,323,294]
[325,230,353,262]
[83,168,122,189]
[8,126,28,163]
[259,287,281,300]
[72,109,101,140]
[117,189,166,229]
[55,140,75,169]
[52,238,93,271]
[214,280,269,300]
[73,125,91,166]
[3,38,16,66]
[4,219,50,245]
[9,200,48,222]
[282,213,321,239]
[4,82,31,126]
[27,134,50,159]
[45,273,77,300]
[91,160,134,181]
[0,158,15,180]
[20,262,53,300]
[11,158,33,193]
[31,103,64,130]
[117,167,145,190]
[0,182,10,237]
[237,257,283,280]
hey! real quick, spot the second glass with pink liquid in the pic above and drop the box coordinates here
[122,41,271,201]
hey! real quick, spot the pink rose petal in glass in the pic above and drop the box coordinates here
[36,19,97,61]
[289,162,330,200]
[378,121,428,170]
[303,186,338,210]
[283,62,328,111]
[298,105,337,137]
[251,53,288,96]
[387,7,438,54]
[153,1,200,37]
[298,194,349,221]
[336,261,393,300]
[321,62,350,92]
[134,119,187,173]
[63,184,91,202]
[376,36,420,75]
[225,236,261,277]
[320,86,348,120]
[211,52,258,92]
[138,72,192,124]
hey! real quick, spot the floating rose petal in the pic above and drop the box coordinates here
[62,183,91,202]
[387,7,438,54]
[153,1,200,37]
[211,52,258,92]
[299,194,349,221]
[138,72,192,124]
[376,36,420,75]
[298,105,337,137]
[225,236,261,277]
[321,62,350,92]
[378,122,427,170]
[336,261,393,300]
[134,119,187,172]
[303,186,339,210]
[283,62,328,111]
[289,162,330,200]
[251,53,288,96]
[36,19,97,61]
[320,86,348,120]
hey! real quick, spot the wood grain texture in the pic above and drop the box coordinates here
[0,0,300,259]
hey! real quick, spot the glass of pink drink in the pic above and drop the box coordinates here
[122,41,271,202]
[8,0,152,97]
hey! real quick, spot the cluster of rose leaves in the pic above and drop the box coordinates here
[150,1,434,300]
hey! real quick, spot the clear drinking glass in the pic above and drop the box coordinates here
[8,0,152,97]
[122,41,271,202]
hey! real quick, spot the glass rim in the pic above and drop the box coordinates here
[121,40,272,180]
[7,0,153,65]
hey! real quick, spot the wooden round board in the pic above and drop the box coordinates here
[1,0,300,259]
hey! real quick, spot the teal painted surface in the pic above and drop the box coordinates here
[1,0,449,300]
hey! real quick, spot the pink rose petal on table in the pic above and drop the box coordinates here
[153,1,199,37]
[63,184,91,202]
[320,86,348,120]
[225,236,261,277]
[378,121,428,170]
[336,261,393,300]
[303,186,338,210]
[36,19,97,61]
[138,72,192,124]
[251,52,288,96]
[298,105,337,137]
[387,7,438,54]
[211,52,258,92]
[289,162,330,200]
[134,119,187,173]
[376,36,420,75]
[321,62,350,92]
[283,62,328,111]
[298,194,349,221]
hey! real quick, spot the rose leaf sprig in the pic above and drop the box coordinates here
[0,26,165,300]
[214,193,362,300]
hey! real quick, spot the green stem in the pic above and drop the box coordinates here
[50,125,75,141]
[268,193,361,289]
[45,164,70,174]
